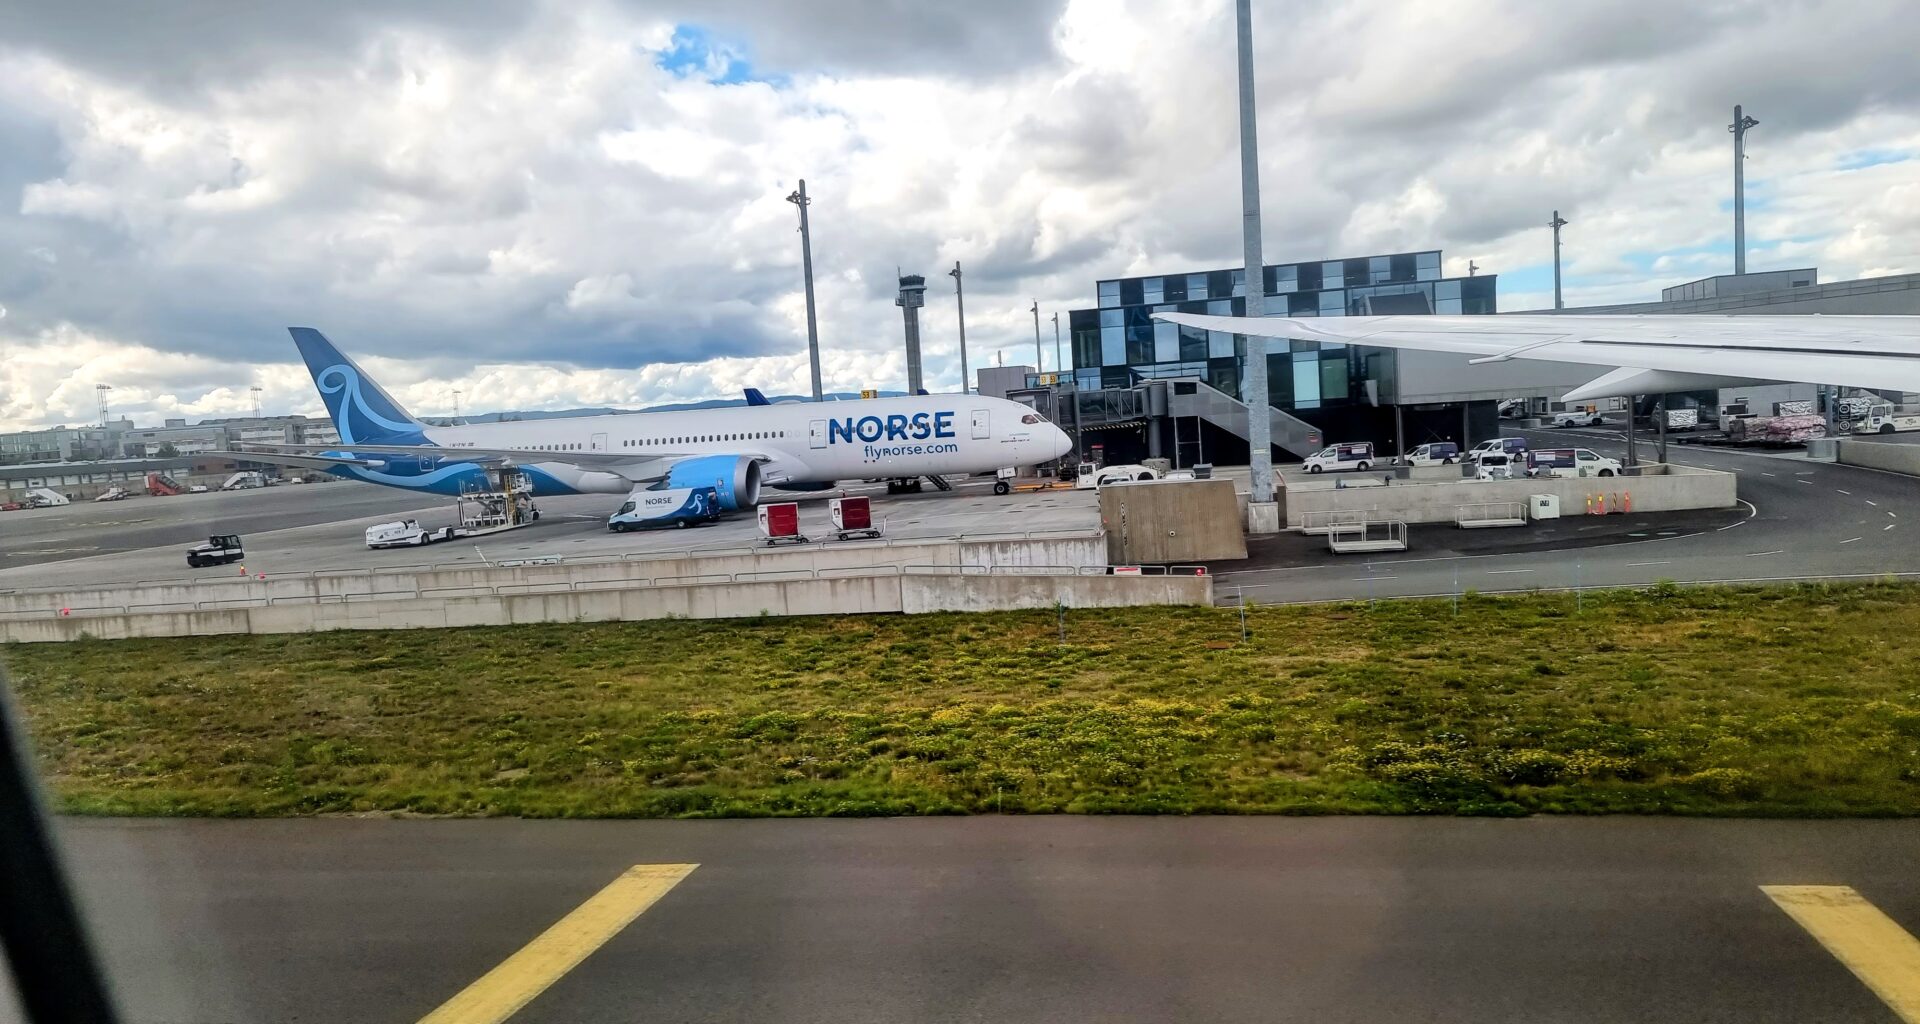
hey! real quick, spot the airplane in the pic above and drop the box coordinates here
[226,328,1072,529]
[1150,312,1920,401]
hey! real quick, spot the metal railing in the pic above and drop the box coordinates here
[1298,508,1376,535]
[1454,501,1529,529]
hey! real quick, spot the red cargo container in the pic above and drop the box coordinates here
[757,502,808,546]
[829,496,882,540]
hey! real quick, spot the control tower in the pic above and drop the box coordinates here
[896,274,926,394]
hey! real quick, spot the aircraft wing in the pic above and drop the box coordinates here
[243,442,770,483]
[207,449,383,471]
[1151,312,1920,400]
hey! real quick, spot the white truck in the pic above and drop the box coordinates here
[365,519,454,548]
[1551,408,1606,428]
[221,471,268,490]
[1852,403,1920,435]
[1074,463,1161,489]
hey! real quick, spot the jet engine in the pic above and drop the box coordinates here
[659,455,762,511]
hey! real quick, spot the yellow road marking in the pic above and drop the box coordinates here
[418,863,697,1024]
[1763,884,1920,1023]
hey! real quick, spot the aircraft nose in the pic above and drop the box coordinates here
[1049,422,1072,458]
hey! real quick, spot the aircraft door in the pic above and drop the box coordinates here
[971,409,990,439]
[809,420,828,449]
[590,432,608,451]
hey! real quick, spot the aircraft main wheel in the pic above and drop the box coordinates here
[993,481,1010,495]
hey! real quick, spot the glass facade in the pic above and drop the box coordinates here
[1068,250,1495,411]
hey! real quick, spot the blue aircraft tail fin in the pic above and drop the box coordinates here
[916,388,929,396]
[744,388,771,406]
[288,327,429,446]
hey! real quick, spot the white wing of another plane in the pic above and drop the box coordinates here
[241,441,724,481]
[1150,312,1920,400]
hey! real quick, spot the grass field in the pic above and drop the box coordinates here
[5,582,1920,818]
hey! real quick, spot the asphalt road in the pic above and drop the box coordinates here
[0,478,1098,591]
[1216,423,1920,604]
[23,816,1920,1024]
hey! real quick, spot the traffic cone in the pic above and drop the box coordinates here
[1624,491,1633,514]
[1585,494,1594,515]
[1596,493,1607,515]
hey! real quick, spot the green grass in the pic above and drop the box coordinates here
[6,581,1920,818]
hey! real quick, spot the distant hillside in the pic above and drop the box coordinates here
[423,392,900,425]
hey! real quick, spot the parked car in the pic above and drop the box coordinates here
[1396,442,1458,466]
[1552,409,1606,428]
[1302,442,1376,473]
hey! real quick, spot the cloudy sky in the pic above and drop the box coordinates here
[2,0,1917,430]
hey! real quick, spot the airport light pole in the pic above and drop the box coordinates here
[451,389,462,423]
[1549,210,1569,310]
[1234,0,1274,505]
[249,385,263,420]
[1730,106,1759,275]
[1051,312,1063,379]
[786,179,825,401]
[1031,300,1044,373]
[949,262,970,394]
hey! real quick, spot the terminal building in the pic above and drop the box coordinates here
[987,255,1920,468]
[1001,249,1586,467]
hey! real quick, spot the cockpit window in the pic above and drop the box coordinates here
[1020,412,1046,424]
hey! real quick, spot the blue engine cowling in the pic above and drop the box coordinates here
[660,455,761,511]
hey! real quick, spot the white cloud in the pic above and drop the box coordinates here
[1,0,1918,431]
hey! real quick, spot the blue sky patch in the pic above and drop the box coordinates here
[1836,148,1912,171]
[655,25,780,86]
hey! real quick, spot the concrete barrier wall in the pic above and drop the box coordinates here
[0,532,1108,617]
[0,573,1204,643]
[1838,439,1920,477]
[903,574,1211,614]
[1282,465,1735,527]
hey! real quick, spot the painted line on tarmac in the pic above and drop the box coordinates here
[1838,489,1853,495]
[1486,568,1534,574]
[1747,549,1785,557]
[1626,560,1670,567]
[1762,885,1920,1023]
[1352,575,1398,581]
[417,863,697,1024]
[1842,537,1863,544]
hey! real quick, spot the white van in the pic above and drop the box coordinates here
[1526,448,1622,478]
[1302,442,1376,474]
[1475,453,1518,480]
[1396,442,1459,467]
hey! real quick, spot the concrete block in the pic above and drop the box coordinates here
[1101,479,1246,563]
[1246,501,1282,535]
[1839,439,1920,477]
